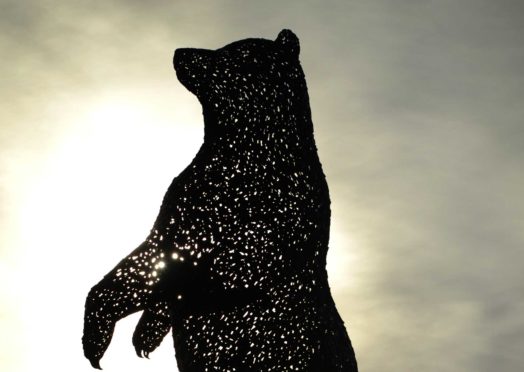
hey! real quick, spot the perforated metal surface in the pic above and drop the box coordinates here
[83,29,357,372]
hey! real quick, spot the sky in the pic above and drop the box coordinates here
[1,0,523,371]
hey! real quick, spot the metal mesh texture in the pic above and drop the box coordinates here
[83,29,357,372]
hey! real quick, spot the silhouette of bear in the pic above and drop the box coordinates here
[83,29,358,371]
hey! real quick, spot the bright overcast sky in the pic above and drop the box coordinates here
[1,1,523,371]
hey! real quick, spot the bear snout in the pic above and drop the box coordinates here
[174,48,213,95]
[173,48,189,70]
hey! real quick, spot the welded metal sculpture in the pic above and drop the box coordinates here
[83,29,358,371]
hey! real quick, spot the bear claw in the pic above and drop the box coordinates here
[88,357,102,370]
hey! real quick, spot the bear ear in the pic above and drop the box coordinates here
[276,29,300,59]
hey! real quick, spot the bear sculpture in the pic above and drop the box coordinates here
[83,29,358,371]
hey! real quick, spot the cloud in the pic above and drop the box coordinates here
[1,0,524,371]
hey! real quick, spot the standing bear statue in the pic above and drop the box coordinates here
[83,29,358,372]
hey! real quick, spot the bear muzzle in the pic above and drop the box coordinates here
[174,48,214,95]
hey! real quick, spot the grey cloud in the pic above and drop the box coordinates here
[2,0,524,371]
[310,1,524,370]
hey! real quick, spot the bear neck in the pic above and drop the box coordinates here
[203,107,313,154]
[201,88,316,151]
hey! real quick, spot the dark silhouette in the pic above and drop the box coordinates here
[83,29,358,371]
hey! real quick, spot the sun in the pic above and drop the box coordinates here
[14,92,203,371]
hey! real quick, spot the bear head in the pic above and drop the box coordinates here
[173,29,310,137]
